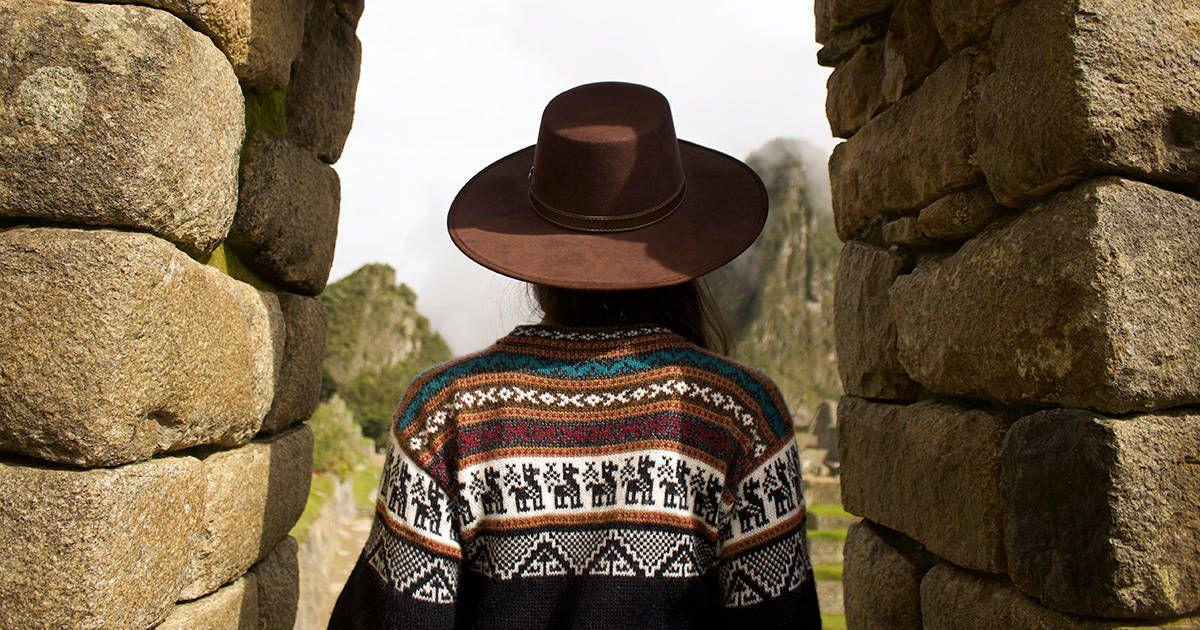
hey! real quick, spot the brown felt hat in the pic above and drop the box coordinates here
[447,81,768,290]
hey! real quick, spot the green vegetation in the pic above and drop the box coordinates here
[813,563,843,582]
[310,395,375,478]
[352,463,382,512]
[244,89,289,136]
[291,473,335,543]
[321,264,452,445]
[202,243,277,291]
[821,613,847,630]
[808,503,853,518]
[338,338,451,445]
[708,138,840,419]
[809,528,849,542]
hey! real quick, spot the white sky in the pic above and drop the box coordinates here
[331,0,835,354]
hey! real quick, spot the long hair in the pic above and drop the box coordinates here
[531,280,731,354]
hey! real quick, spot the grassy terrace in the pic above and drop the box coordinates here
[808,528,848,542]
[813,563,843,582]
[807,502,853,518]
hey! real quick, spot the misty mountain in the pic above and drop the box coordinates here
[708,138,842,424]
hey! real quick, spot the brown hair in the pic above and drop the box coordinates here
[531,280,731,354]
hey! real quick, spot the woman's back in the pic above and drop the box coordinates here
[330,323,820,629]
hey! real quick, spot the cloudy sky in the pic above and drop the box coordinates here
[332,0,836,353]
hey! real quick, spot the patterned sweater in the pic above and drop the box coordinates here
[330,324,821,629]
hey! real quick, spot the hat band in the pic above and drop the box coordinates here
[528,178,686,233]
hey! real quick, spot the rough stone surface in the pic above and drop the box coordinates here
[844,521,930,630]
[180,424,313,599]
[0,0,243,255]
[838,396,1009,572]
[261,294,327,434]
[881,216,929,246]
[0,455,203,629]
[920,564,1200,629]
[890,178,1200,414]
[0,227,284,467]
[977,0,1200,206]
[251,536,300,630]
[231,131,341,295]
[102,0,308,92]
[816,0,898,42]
[817,14,888,67]
[829,48,985,239]
[931,0,1012,49]
[915,187,1006,241]
[834,242,918,400]
[881,0,946,103]
[287,0,361,163]
[160,575,257,630]
[827,42,885,138]
[333,0,364,27]
[1002,409,1200,618]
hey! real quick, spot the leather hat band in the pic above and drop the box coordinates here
[528,175,686,233]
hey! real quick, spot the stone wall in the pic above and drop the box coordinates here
[821,0,1200,626]
[0,0,361,626]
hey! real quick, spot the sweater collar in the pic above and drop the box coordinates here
[506,322,681,343]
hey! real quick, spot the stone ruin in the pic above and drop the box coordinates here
[0,0,361,627]
[1,0,1197,626]
[821,0,1200,626]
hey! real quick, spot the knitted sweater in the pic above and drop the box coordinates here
[329,324,822,629]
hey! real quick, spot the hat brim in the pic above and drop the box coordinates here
[447,140,767,291]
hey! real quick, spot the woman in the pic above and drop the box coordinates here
[331,82,822,629]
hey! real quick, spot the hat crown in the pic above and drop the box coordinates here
[530,82,686,229]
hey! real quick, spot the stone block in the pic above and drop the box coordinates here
[160,574,257,630]
[826,42,885,138]
[829,48,985,239]
[261,294,327,434]
[891,178,1200,414]
[334,0,364,27]
[0,455,203,629]
[838,396,1009,572]
[251,536,300,630]
[101,0,308,92]
[1002,409,1200,618]
[230,131,341,295]
[920,564,1200,629]
[0,0,242,256]
[885,188,1007,245]
[816,0,898,43]
[287,0,361,163]
[817,14,888,67]
[180,424,313,599]
[881,0,946,104]
[914,187,1006,241]
[0,227,284,467]
[843,521,930,630]
[977,0,1200,206]
[881,216,929,246]
[834,242,918,400]
[931,0,1012,49]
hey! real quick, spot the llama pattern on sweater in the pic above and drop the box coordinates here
[335,324,820,628]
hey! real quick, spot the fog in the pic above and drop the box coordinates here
[331,0,836,354]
